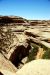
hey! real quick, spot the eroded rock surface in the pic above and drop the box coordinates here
[0,16,50,74]
[16,59,50,75]
[0,16,31,70]
[0,53,17,73]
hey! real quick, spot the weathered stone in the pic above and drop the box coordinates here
[0,69,15,75]
[16,59,50,75]
[0,53,17,73]
[9,42,31,67]
[0,16,50,74]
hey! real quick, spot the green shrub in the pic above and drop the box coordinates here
[27,46,38,62]
[42,48,50,59]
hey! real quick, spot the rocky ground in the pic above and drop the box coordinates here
[0,16,50,75]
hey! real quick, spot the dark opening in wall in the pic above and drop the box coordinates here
[0,72,3,75]
[9,45,31,67]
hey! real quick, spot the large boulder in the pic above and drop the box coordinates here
[16,59,50,75]
[0,69,15,75]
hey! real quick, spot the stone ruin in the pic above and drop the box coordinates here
[0,16,50,74]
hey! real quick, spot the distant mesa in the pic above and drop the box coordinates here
[0,15,50,26]
[0,16,27,24]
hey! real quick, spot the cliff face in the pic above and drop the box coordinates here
[0,16,31,70]
[0,16,50,74]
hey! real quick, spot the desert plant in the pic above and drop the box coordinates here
[27,46,38,62]
[42,48,50,59]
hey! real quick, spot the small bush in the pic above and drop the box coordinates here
[27,46,38,62]
[42,48,50,59]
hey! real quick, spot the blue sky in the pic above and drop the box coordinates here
[0,0,50,20]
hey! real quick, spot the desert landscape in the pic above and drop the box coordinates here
[0,16,50,75]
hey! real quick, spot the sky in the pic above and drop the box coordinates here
[0,0,50,20]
